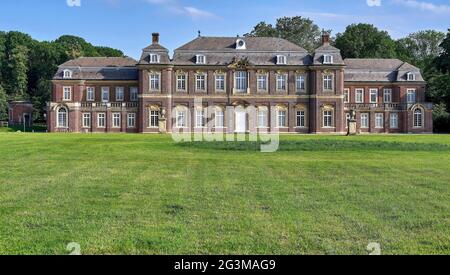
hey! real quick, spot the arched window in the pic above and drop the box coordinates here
[413,108,423,128]
[57,107,68,128]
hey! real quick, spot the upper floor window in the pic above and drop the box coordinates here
[323,55,333,64]
[323,74,333,91]
[101,87,110,102]
[215,74,225,92]
[116,87,124,102]
[370,89,378,103]
[276,55,287,65]
[149,54,160,64]
[257,74,268,92]
[63,87,72,101]
[86,87,95,101]
[407,89,416,103]
[276,74,287,91]
[384,89,392,103]
[355,89,364,103]
[407,72,416,81]
[196,54,206,64]
[195,73,206,91]
[234,71,248,92]
[63,70,72,79]
[344,89,350,103]
[176,74,187,92]
[296,75,306,92]
[130,87,138,101]
[149,73,160,91]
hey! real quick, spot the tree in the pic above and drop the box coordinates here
[0,84,7,121]
[96,46,124,57]
[435,29,450,74]
[335,24,397,59]
[245,16,323,52]
[7,45,29,100]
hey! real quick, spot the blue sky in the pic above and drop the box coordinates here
[0,0,449,59]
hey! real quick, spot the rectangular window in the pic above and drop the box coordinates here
[257,74,268,92]
[215,74,225,92]
[323,55,333,64]
[215,109,224,128]
[112,113,121,128]
[130,87,138,101]
[195,109,206,128]
[323,75,333,91]
[277,110,287,127]
[82,113,91,128]
[177,74,187,91]
[407,89,416,103]
[296,75,305,92]
[276,74,287,91]
[344,89,350,103]
[97,113,106,128]
[323,110,333,127]
[235,71,248,92]
[86,87,95,101]
[101,87,110,102]
[384,89,392,103]
[356,89,364,103]
[149,110,159,127]
[375,113,384,128]
[296,111,305,127]
[63,87,72,101]
[176,110,187,128]
[116,87,124,102]
[149,54,160,64]
[390,113,398,129]
[258,109,268,128]
[150,73,160,91]
[196,74,206,91]
[127,113,136,128]
[370,89,378,103]
[361,113,369,128]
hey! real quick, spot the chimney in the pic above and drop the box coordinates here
[322,31,330,45]
[152,33,160,44]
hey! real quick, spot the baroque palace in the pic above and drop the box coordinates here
[48,32,433,134]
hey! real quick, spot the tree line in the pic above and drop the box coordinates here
[0,31,124,121]
[1,17,449,132]
[246,17,450,132]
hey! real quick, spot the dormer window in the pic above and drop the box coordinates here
[277,55,287,65]
[236,39,246,50]
[323,55,333,64]
[63,70,72,79]
[196,54,206,64]
[149,54,160,64]
[407,72,416,81]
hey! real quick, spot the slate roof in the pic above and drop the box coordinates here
[138,42,171,65]
[344,58,425,82]
[313,44,345,66]
[54,57,138,80]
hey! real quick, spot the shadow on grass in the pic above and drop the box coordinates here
[177,140,450,152]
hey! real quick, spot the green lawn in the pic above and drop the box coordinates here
[0,133,449,255]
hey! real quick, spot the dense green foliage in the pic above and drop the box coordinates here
[0,31,124,121]
[0,134,448,255]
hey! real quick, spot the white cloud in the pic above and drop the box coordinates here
[66,0,81,7]
[392,0,450,14]
[142,0,217,19]
[367,0,382,7]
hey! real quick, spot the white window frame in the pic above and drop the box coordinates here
[130,87,138,101]
[149,110,159,128]
[407,89,416,104]
[344,88,350,103]
[277,109,287,128]
[63,86,72,101]
[195,108,206,128]
[276,74,287,92]
[257,74,268,92]
[195,73,207,92]
[112,113,121,128]
[323,54,333,64]
[176,74,187,92]
[196,54,206,64]
[407,72,416,81]
[63,70,72,79]
[215,108,224,128]
[215,74,225,92]
[277,55,287,65]
[413,108,423,128]
[116,87,124,102]
[375,113,384,129]
[82,113,91,128]
[176,109,187,128]
[296,75,306,93]
[149,73,160,92]
[370,88,378,103]
[361,113,369,128]
[101,87,110,103]
[234,71,248,93]
[384,89,392,103]
[127,113,136,128]
[257,108,268,128]
[390,113,398,129]
[323,110,333,128]
[323,74,333,91]
[57,107,68,128]
[149,54,160,64]
[355,89,364,103]
[97,113,106,128]
[86,87,95,101]
[296,110,306,128]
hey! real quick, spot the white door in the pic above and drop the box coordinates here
[235,110,247,133]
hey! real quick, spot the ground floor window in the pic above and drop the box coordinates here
[176,109,187,128]
[277,109,287,127]
[215,109,224,128]
[296,110,305,127]
[390,113,398,129]
[414,109,423,127]
[82,113,91,128]
[361,113,369,128]
[258,108,268,128]
[375,113,384,128]
[57,107,68,128]
[127,113,136,128]
[323,110,333,128]
[149,110,159,127]
[97,113,106,128]
[195,109,206,128]
[112,113,121,128]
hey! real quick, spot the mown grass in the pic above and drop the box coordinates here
[0,133,449,255]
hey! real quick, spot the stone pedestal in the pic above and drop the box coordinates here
[347,119,357,136]
[159,120,167,134]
